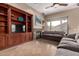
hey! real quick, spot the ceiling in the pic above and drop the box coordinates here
[27,3,79,15]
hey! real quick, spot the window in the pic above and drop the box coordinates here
[45,21,51,31]
[47,21,51,26]
[62,19,67,24]
[45,16,68,34]
[51,20,60,26]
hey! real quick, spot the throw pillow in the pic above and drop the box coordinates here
[77,39,79,43]
[67,33,76,39]
[75,33,79,42]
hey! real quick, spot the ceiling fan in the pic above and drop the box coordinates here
[45,3,79,9]
[45,3,68,9]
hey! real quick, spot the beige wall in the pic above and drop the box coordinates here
[7,3,44,29]
[45,8,79,34]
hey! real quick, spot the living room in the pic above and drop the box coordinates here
[0,2,79,57]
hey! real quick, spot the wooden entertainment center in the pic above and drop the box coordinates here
[0,3,33,50]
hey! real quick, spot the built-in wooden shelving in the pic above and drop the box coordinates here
[0,3,33,50]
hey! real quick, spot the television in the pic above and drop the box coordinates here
[12,24,26,32]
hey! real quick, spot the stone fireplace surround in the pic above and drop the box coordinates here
[33,29,42,40]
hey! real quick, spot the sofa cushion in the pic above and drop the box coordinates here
[60,37,76,43]
[77,39,79,43]
[58,42,79,52]
[66,33,76,39]
[58,37,79,52]
[54,31,65,35]
[42,31,65,35]
[75,33,79,41]
[56,48,79,56]
[43,34,63,37]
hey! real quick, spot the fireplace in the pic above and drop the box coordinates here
[36,31,41,39]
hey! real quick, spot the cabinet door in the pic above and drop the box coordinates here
[29,32,33,41]
[8,34,20,45]
[20,33,26,43]
[13,34,21,45]
[0,35,6,50]
[7,34,14,47]
[13,33,26,45]
[8,33,26,46]
[25,32,30,42]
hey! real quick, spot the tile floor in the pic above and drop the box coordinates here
[0,39,59,56]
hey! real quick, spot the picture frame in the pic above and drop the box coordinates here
[35,15,41,25]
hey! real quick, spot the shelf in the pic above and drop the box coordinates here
[12,19,26,24]
[0,13,7,16]
[0,25,8,27]
[0,20,7,22]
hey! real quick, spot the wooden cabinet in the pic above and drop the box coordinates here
[0,33,33,50]
[0,34,7,50]
[29,32,33,41]
[10,33,26,45]
[0,4,33,50]
[25,32,33,42]
[7,34,14,47]
[13,34,21,45]
[19,33,26,43]
[26,32,30,42]
[7,33,24,47]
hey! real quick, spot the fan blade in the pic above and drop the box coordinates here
[45,5,53,9]
[45,3,68,9]
[59,4,68,6]
[53,3,68,6]
[45,6,50,9]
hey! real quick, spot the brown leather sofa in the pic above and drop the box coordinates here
[41,31,65,42]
